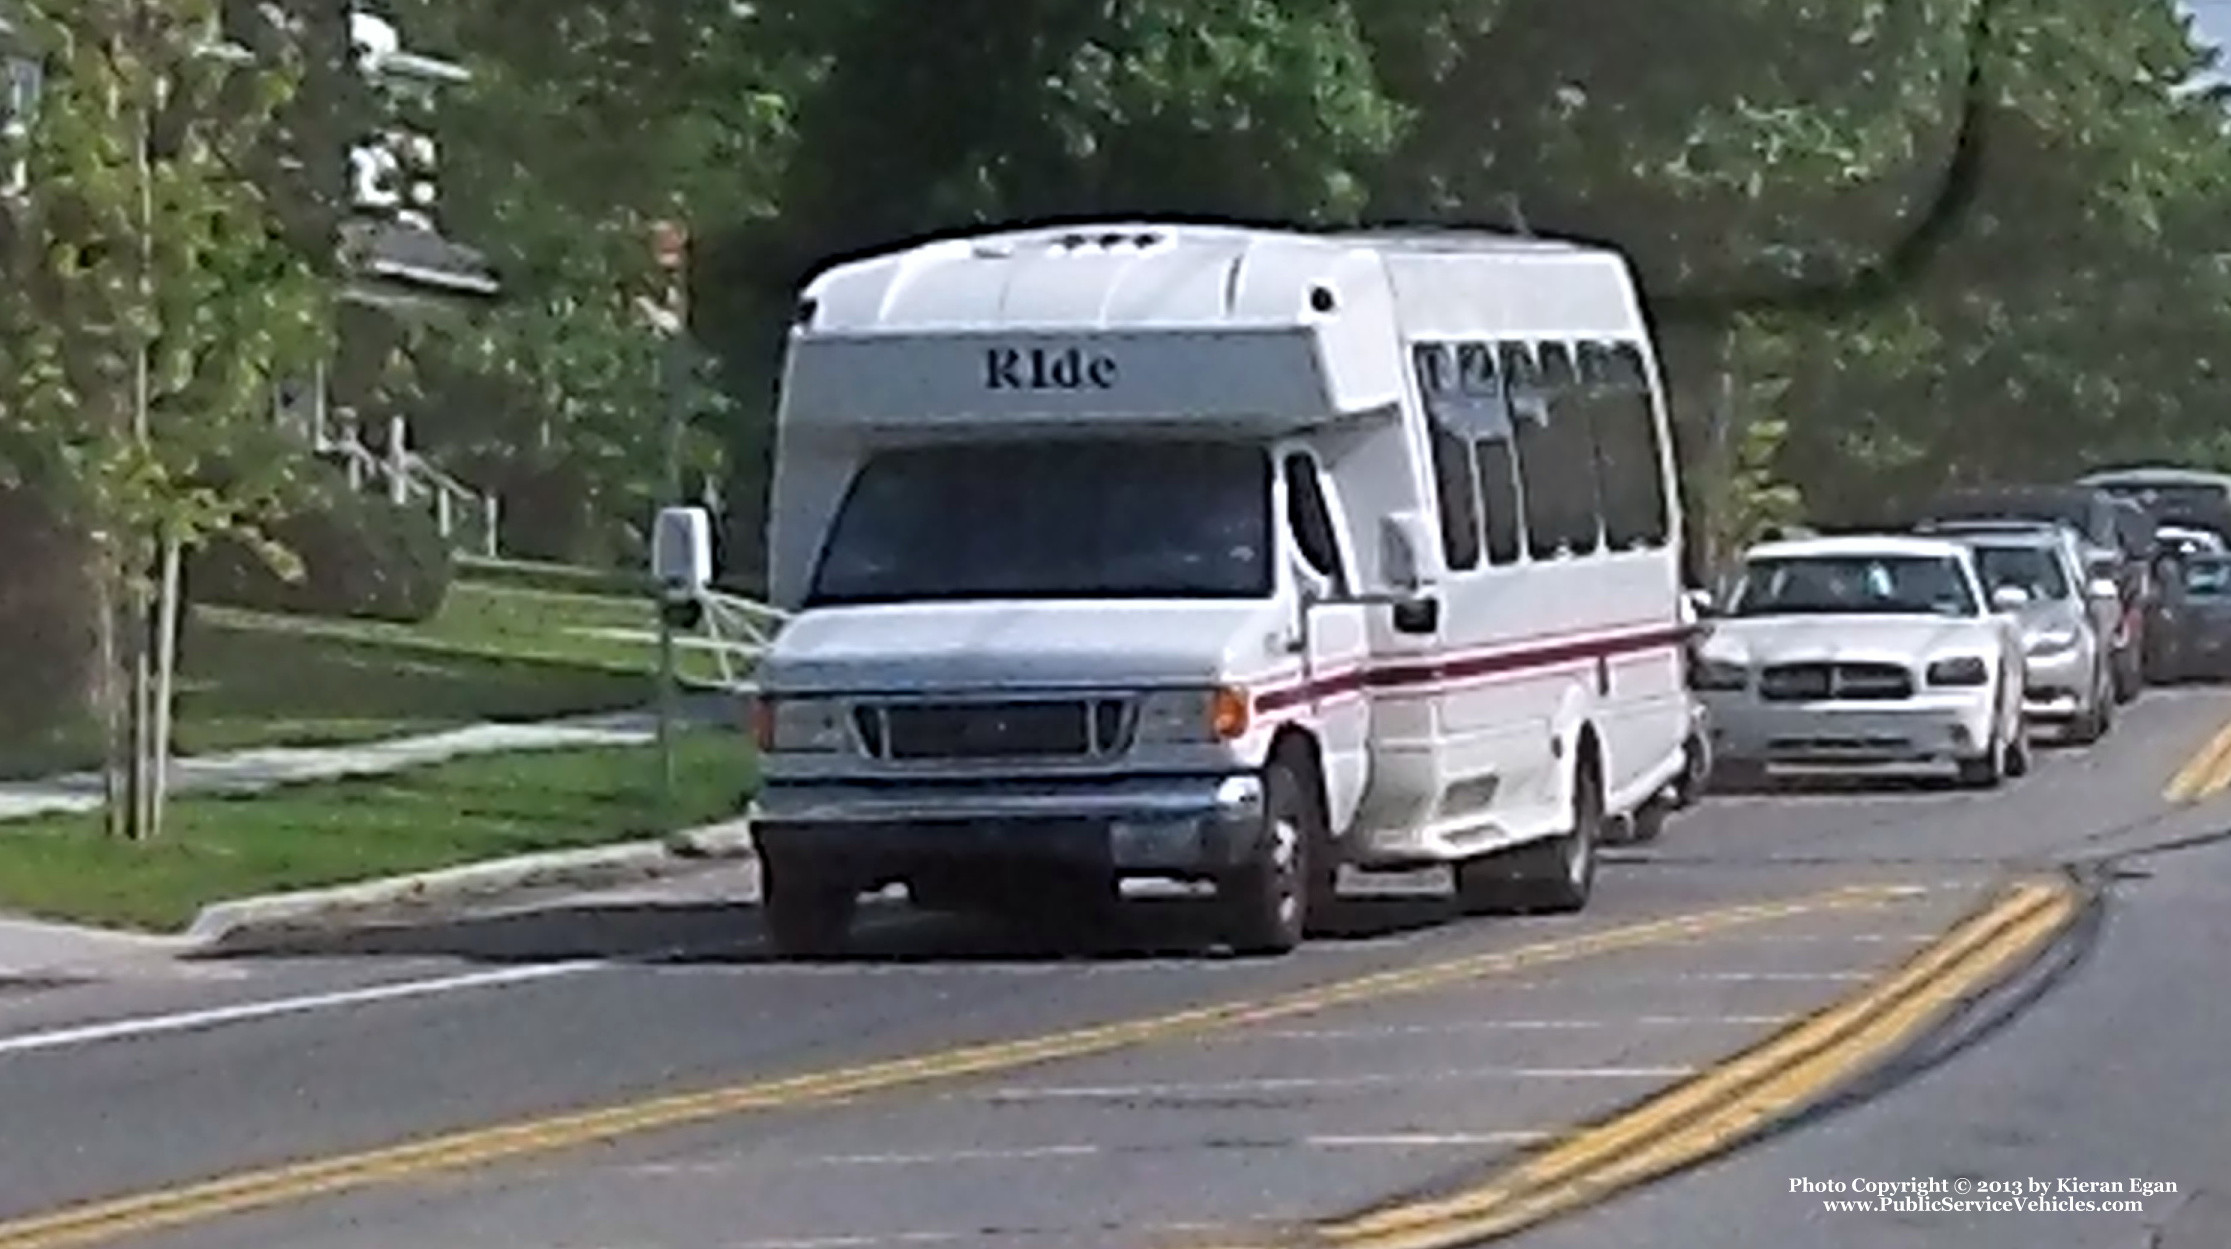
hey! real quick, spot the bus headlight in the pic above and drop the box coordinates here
[1134,686,1252,745]
[753,697,850,754]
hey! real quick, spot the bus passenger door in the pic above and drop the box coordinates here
[1281,450,1371,833]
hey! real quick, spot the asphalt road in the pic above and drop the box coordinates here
[4,688,2231,1249]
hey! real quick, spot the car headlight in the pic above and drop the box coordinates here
[2026,626,2079,656]
[1924,656,1991,687]
[1134,686,1252,745]
[1689,658,1749,691]
[752,697,850,754]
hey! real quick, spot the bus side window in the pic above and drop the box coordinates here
[1475,434,1525,565]
[1518,341,1602,558]
[1457,341,1522,565]
[1414,342,1482,572]
[1579,339,1668,548]
[1283,452,1351,596]
[1581,341,1670,550]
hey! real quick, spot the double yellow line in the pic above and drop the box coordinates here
[0,884,1911,1249]
[2164,717,2231,803]
[1182,878,2080,1249]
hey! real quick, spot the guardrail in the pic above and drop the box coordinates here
[556,584,788,694]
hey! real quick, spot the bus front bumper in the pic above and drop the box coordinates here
[749,775,1267,877]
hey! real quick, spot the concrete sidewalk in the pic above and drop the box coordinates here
[0,695,738,823]
[0,915,199,984]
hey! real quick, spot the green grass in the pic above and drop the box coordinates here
[0,731,756,932]
[455,554,654,598]
[196,579,731,680]
[0,579,740,781]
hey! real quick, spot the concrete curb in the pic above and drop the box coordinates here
[183,820,758,947]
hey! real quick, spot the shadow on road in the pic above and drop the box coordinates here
[187,892,1460,968]
[1707,741,2086,799]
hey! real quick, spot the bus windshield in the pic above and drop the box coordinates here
[808,439,1273,606]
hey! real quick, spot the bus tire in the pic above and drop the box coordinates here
[1456,751,1602,915]
[1218,758,1318,956]
[762,854,858,960]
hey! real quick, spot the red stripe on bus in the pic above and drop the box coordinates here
[1253,623,1689,713]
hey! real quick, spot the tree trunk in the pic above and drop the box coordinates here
[148,535,184,838]
[92,543,128,841]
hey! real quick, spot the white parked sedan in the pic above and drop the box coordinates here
[1692,535,2032,788]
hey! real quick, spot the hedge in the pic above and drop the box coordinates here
[189,489,454,624]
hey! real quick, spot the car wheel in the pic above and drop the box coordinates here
[1956,746,2004,789]
[2113,646,2141,703]
[2004,716,2032,778]
[1628,793,1670,844]
[2068,693,2106,745]
[1956,696,2007,790]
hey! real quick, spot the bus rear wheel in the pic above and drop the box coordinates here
[1455,754,1602,915]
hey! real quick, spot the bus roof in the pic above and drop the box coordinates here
[795,221,1644,339]
[782,221,1653,433]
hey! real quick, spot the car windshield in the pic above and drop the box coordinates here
[2184,557,2231,598]
[1970,544,2071,602]
[807,439,1273,606]
[1730,554,1980,618]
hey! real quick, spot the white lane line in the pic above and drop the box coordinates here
[627,1132,1552,1176]
[1253,1014,1794,1040]
[1509,971,1872,984]
[1307,1130,1551,1148]
[0,961,602,1058]
[729,1222,1255,1249]
[1687,932,1937,945]
[635,1144,1105,1173]
[977,1066,1695,1102]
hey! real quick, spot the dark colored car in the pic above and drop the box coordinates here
[1915,484,2153,701]
[2080,466,2231,539]
[2163,554,2231,680]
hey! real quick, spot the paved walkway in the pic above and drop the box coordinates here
[0,695,735,823]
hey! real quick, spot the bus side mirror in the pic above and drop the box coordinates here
[652,505,714,600]
[1392,595,1440,635]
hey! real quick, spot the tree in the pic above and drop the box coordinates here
[0,0,326,837]
[691,0,1413,576]
[1754,0,2231,519]
[379,0,804,567]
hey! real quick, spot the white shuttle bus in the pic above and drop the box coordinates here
[749,222,1693,958]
